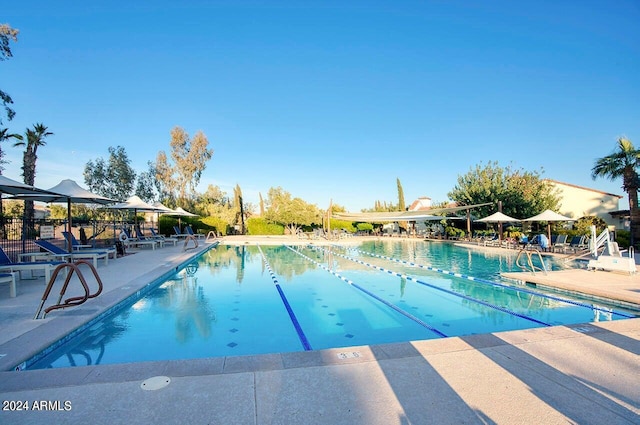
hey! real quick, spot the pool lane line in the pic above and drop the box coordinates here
[285,245,448,338]
[343,246,635,319]
[257,245,312,351]
[310,245,553,328]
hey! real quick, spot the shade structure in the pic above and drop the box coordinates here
[9,179,114,252]
[476,212,521,223]
[109,196,163,228]
[522,209,574,241]
[166,207,198,231]
[476,212,521,241]
[110,195,160,212]
[152,201,176,214]
[172,207,198,217]
[522,210,573,222]
[0,175,63,196]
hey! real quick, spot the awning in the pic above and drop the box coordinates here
[331,202,492,222]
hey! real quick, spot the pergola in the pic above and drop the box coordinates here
[330,202,494,235]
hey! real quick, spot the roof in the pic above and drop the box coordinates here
[545,179,622,199]
[332,202,492,222]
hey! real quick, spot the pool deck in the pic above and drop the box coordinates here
[0,236,638,424]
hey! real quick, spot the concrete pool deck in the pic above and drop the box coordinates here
[0,236,638,424]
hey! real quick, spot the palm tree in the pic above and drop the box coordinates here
[591,137,640,247]
[0,128,23,237]
[13,123,53,225]
[0,128,22,174]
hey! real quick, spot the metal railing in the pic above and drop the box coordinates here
[0,217,161,262]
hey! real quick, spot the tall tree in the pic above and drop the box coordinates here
[84,146,136,201]
[592,137,640,247]
[259,192,265,216]
[397,178,407,232]
[155,127,214,205]
[397,178,406,211]
[0,24,19,125]
[448,161,559,220]
[13,123,53,223]
[0,128,21,237]
[264,186,321,235]
[0,128,21,174]
[234,184,246,234]
[135,161,160,202]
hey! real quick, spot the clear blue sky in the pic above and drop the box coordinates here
[3,1,639,212]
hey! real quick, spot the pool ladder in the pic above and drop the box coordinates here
[34,260,104,320]
[515,247,548,275]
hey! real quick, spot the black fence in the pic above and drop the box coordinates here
[0,218,159,262]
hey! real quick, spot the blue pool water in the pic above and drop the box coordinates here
[27,240,637,369]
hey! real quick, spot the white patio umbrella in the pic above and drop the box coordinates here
[477,211,521,240]
[522,209,573,241]
[9,179,114,252]
[152,201,176,214]
[169,207,198,231]
[172,207,198,217]
[0,175,64,196]
[109,195,163,225]
[476,212,521,223]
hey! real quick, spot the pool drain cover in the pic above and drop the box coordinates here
[141,376,171,391]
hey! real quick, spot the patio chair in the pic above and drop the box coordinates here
[0,246,63,284]
[185,225,205,240]
[119,228,158,250]
[551,234,569,253]
[567,235,588,253]
[173,226,189,238]
[149,228,179,246]
[0,272,17,297]
[134,224,165,248]
[62,231,117,260]
[34,239,110,267]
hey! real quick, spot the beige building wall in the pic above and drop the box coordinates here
[548,180,623,228]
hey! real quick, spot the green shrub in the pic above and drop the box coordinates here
[356,222,373,233]
[615,229,630,249]
[247,217,284,235]
[329,219,356,233]
[200,216,230,235]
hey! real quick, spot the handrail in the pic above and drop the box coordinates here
[34,260,104,320]
[515,247,548,275]
[205,230,218,243]
[182,235,199,251]
[591,225,610,257]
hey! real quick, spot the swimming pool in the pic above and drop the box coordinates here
[27,240,637,369]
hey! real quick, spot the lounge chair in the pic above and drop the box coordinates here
[185,225,205,240]
[34,239,110,267]
[173,225,189,238]
[0,272,17,297]
[551,234,569,253]
[119,228,158,250]
[566,235,588,253]
[134,225,165,248]
[62,231,117,259]
[149,228,179,246]
[0,246,63,284]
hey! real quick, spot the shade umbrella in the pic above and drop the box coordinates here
[152,201,176,214]
[109,195,163,224]
[151,201,177,233]
[169,207,198,231]
[476,212,521,223]
[172,207,198,217]
[477,211,521,241]
[522,209,573,242]
[0,175,64,196]
[9,179,114,252]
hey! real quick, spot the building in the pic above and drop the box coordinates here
[546,179,625,230]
